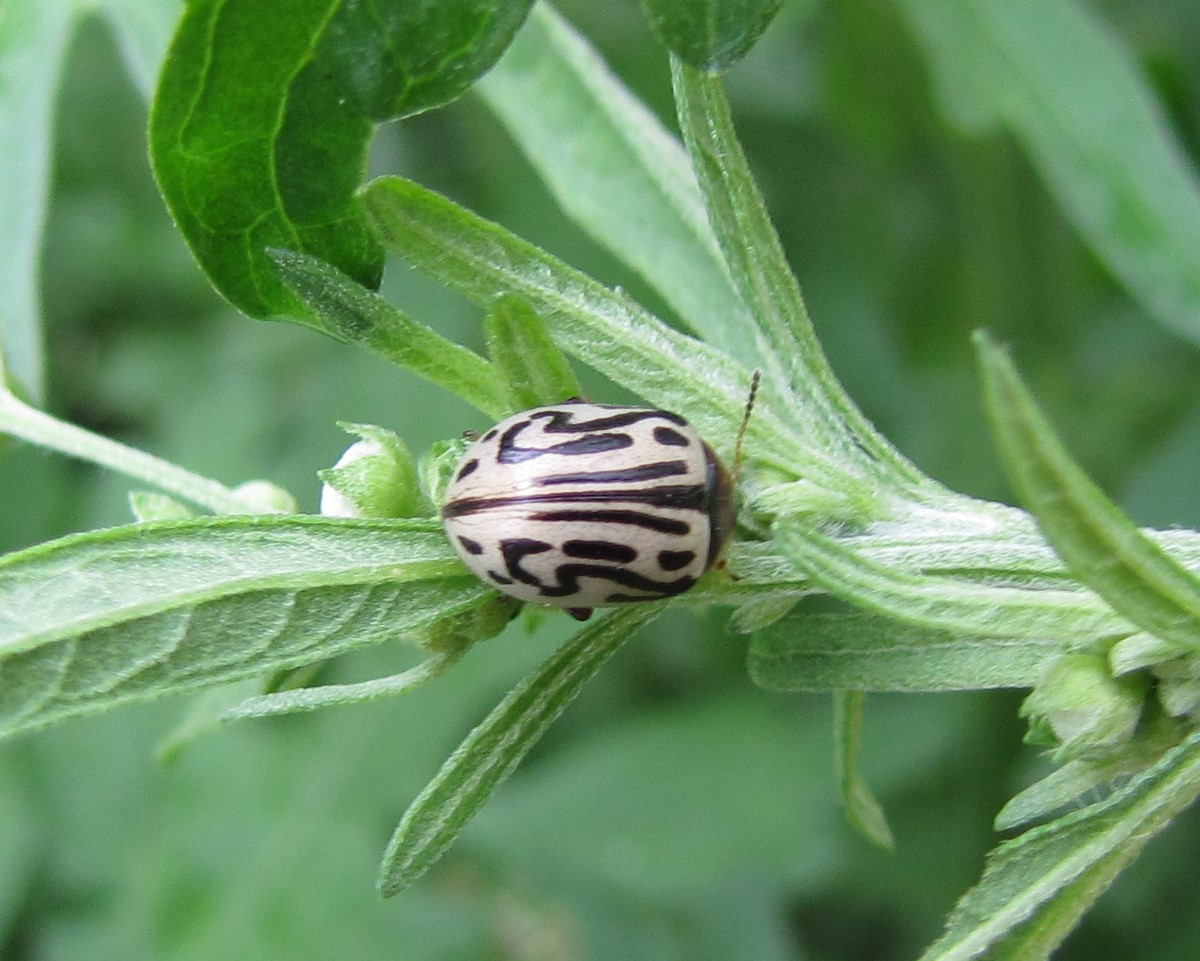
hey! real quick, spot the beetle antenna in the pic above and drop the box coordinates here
[732,369,761,486]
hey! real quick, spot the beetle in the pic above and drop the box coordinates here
[441,401,738,621]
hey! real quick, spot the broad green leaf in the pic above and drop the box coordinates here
[268,248,509,419]
[919,728,1200,961]
[978,332,1200,651]
[0,516,488,739]
[149,0,533,319]
[774,518,1129,643]
[641,0,783,73]
[899,0,1200,342]
[671,61,922,485]
[0,0,77,401]
[749,610,1058,692]
[833,690,894,848]
[477,6,756,369]
[361,175,826,481]
[377,604,660,896]
[483,295,581,410]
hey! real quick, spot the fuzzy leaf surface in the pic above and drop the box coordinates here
[477,6,756,369]
[749,611,1058,692]
[269,248,510,418]
[361,175,823,480]
[919,728,1200,960]
[0,516,485,739]
[378,604,660,895]
[979,332,1200,652]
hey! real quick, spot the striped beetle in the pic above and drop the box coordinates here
[441,384,757,621]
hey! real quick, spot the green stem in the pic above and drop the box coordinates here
[0,388,256,514]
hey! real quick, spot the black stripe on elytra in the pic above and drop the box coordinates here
[457,536,484,555]
[518,558,697,600]
[442,484,707,519]
[653,426,690,447]
[455,458,480,481]
[536,407,686,433]
[496,408,687,465]
[657,549,696,571]
[535,460,689,486]
[498,421,632,464]
[525,509,691,535]
[499,538,555,587]
[562,540,638,564]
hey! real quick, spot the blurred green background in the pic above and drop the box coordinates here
[3,1,1200,958]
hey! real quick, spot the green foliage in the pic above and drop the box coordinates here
[149,0,533,319]
[3,1,1200,958]
[898,0,1200,344]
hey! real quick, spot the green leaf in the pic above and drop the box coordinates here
[641,0,783,73]
[899,0,1200,342]
[994,755,1153,831]
[268,248,509,418]
[477,6,756,369]
[361,175,821,480]
[774,518,1129,644]
[978,331,1200,652]
[0,0,77,400]
[833,690,894,849]
[483,295,581,410]
[222,643,467,720]
[0,515,488,739]
[377,604,661,896]
[670,60,920,485]
[749,610,1058,692]
[918,728,1200,961]
[149,0,533,319]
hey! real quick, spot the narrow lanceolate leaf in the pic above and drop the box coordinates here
[0,516,488,739]
[749,611,1059,692]
[378,604,661,896]
[641,0,783,73]
[477,6,757,368]
[774,519,1129,643]
[978,332,1200,652]
[899,0,1200,342]
[919,728,1200,961]
[361,175,822,481]
[834,691,894,849]
[671,61,921,485]
[268,248,509,419]
[150,0,533,319]
[483,295,581,410]
[0,0,77,400]
[994,755,1153,832]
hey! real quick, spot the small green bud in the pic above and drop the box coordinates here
[1020,653,1147,761]
[231,480,297,514]
[409,596,521,653]
[319,423,426,519]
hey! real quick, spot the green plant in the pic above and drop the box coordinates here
[3,1,1200,958]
